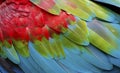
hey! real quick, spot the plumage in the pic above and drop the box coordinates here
[0,0,120,73]
[2,46,20,64]
[95,0,120,7]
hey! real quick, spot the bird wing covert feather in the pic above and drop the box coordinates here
[0,0,120,73]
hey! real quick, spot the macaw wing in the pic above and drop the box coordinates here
[0,0,120,73]
[30,0,120,22]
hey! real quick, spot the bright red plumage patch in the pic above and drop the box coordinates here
[0,0,75,43]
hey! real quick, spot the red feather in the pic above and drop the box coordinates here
[0,0,75,42]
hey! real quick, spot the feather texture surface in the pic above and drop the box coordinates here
[0,0,120,73]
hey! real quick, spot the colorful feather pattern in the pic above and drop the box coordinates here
[0,0,120,73]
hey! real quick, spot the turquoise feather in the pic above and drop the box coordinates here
[96,0,120,7]
[80,45,113,70]
[2,46,20,64]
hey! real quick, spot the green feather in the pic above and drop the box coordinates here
[51,34,65,58]
[13,40,30,57]
[39,38,57,58]
[88,29,120,58]
[90,1,119,22]
[55,0,95,21]
[63,19,89,45]
[30,0,61,15]
[33,39,50,58]
[3,40,12,48]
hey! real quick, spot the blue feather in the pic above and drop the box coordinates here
[28,41,67,73]
[0,65,8,73]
